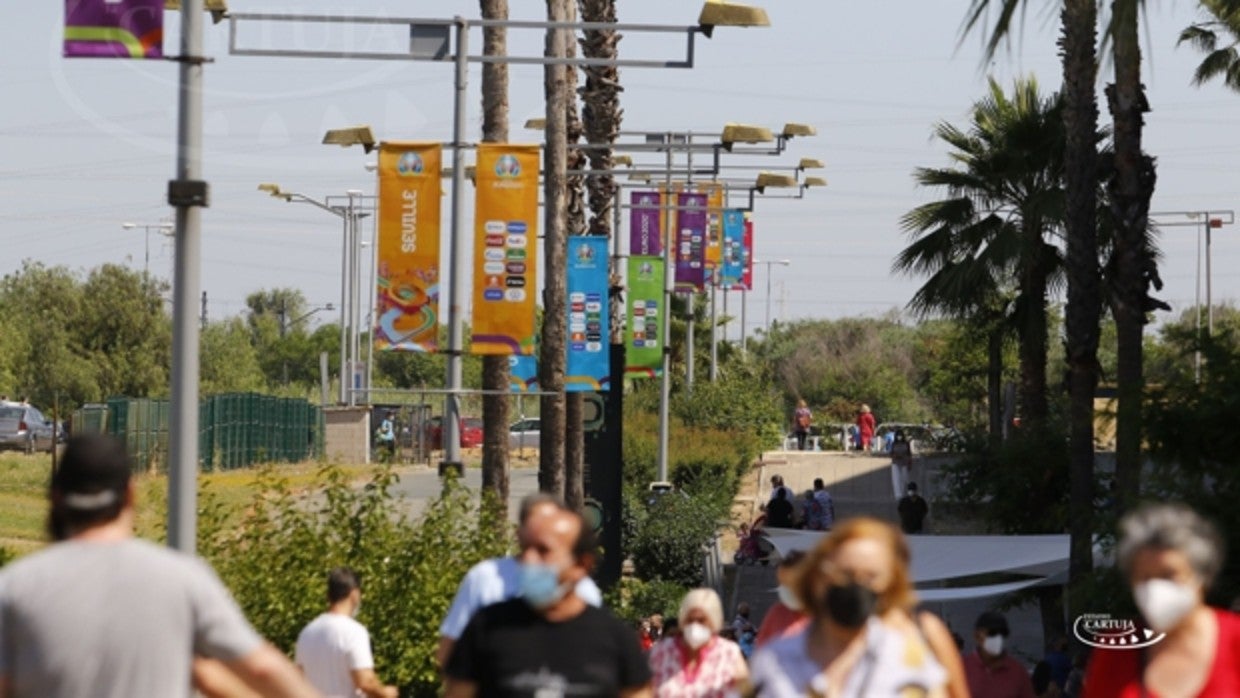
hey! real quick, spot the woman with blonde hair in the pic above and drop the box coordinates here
[649,588,748,697]
[748,517,967,697]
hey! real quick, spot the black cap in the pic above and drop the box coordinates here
[975,610,1010,636]
[52,434,132,510]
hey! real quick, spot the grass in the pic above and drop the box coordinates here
[0,452,344,558]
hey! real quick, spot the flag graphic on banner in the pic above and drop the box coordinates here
[471,144,540,354]
[625,256,664,378]
[629,191,663,256]
[721,208,745,288]
[375,142,442,352]
[674,192,707,292]
[566,237,610,392]
[64,0,163,59]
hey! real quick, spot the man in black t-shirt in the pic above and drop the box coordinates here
[444,507,652,698]
[898,481,930,534]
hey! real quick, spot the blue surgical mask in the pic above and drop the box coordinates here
[519,562,569,609]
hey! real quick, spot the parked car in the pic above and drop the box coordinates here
[0,403,58,453]
[508,418,540,450]
[425,416,484,450]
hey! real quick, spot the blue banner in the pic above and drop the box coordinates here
[566,237,610,392]
[508,355,539,393]
[721,208,745,288]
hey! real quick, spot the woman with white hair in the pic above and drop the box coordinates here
[1083,503,1240,697]
[648,588,748,697]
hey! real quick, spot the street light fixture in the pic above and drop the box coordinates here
[121,220,174,277]
[753,258,791,337]
[322,125,377,153]
[697,0,771,36]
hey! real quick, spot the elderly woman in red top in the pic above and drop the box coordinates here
[1083,503,1240,698]
[649,588,748,697]
[855,404,876,452]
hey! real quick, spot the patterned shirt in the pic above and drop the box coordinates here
[649,636,744,698]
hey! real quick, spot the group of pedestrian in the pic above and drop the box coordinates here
[763,475,835,531]
[787,401,876,452]
[6,434,1240,697]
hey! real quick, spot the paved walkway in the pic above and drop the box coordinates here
[733,449,1048,669]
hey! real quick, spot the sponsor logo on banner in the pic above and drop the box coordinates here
[507,235,527,248]
[397,152,424,175]
[485,234,506,247]
[507,221,528,234]
[506,262,526,274]
[483,262,505,275]
[484,248,506,261]
[484,289,504,301]
[506,249,526,260]
[505,277,526,288]
[485,220,506,234]
[495,154,521,178]
[505,289,526,301]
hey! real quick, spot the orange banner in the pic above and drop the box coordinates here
[703,182,725,273]
[470,143,540,354]
[374,142,442,352]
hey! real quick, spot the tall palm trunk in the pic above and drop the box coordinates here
[1062,0,1101,591]
[563,1,587,512]
[987,320,1004,447]
[1107,0,1156,514]
[1018,219,1050,427]
[539,0,571,497]
[479,0,511,521]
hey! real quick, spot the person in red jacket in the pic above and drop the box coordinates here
[856,404,876,452]
[1083,503,1240,698]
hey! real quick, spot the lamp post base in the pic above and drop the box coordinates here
[438,460,464,478]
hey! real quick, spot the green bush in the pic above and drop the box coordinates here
[198,465,508,697]
[604,577,689,625]
[622,484,731,588]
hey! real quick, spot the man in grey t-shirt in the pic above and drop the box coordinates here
[0,433,318,698]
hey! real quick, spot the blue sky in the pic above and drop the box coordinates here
[4,1,1236,337]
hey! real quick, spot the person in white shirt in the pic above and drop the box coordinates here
[296,568,397,698]
[435,494,603,668]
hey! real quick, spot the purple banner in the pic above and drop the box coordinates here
[675,192,707,292]
[65,0,163,59]
[630,191,663,256]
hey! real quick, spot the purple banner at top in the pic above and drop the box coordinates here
[630,191,663,257]
[675,192,708,292]
[65,0,163,59]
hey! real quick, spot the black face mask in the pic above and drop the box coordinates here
[822,581,877,628]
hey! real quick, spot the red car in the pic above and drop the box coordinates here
[425,416,484,450]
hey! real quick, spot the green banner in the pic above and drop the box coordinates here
[625,256,664,378]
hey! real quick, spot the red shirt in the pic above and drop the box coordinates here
[963,651,1036,698]
[754,602,809,649]
[1082,609,1240,698]
[857,412,875,438]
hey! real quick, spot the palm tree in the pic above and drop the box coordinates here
[563,1,588,512]
[1179,0,1240,92]
[962,0,1104,591]
[896,77,1065,433]
[479,0,511,520]
[539,0,573,496]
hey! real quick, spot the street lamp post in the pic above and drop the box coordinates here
[755,258,791,332]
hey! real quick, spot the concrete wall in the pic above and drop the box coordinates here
[323,407,370,464]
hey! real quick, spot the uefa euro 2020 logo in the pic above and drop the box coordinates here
[397,152,424,176]
[495,154,521,178]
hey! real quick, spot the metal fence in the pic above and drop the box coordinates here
[72,393,322,472]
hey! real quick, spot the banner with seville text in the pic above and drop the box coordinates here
[629,191,663,256]
[566,237,610,392]
[625,256,664,378]
[471,143,540,355]
[674,192,707,292]
[375,142,442,352]
[64,0,163,59]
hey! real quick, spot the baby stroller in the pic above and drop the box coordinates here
[734,514,775,565]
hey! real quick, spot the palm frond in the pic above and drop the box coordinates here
[1178,24,1220,52]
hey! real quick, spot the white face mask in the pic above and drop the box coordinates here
[682,622,713,650]
[777,584,803,611]
[1134,579,1199,633]
[982,634,1005,656]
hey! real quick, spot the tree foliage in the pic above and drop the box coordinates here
[198,467,508,696]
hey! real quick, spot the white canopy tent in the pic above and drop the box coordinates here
[762,529,1070,601]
